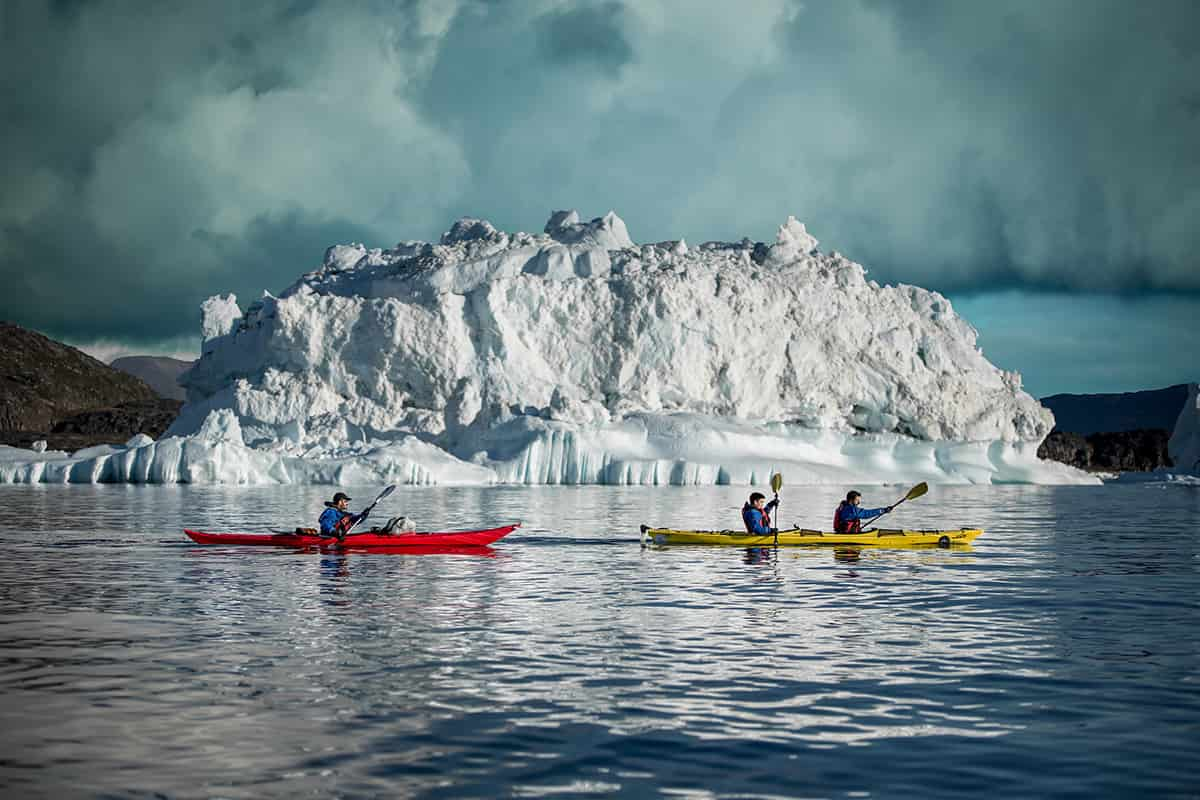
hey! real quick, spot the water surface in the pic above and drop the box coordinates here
[0,483,1197,798]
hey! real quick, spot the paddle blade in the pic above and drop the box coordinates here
[770,473,783,493]
[375,484,397,503]
[905,482,928,501]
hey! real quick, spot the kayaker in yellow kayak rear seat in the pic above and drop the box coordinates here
[833,491,893,533]
[742,492,779,534]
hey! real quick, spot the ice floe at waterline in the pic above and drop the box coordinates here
[0,210,1099,485]
[0,410,491,486]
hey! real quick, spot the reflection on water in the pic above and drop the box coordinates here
[0,483,1197,798]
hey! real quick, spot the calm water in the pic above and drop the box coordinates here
[0,483,1197,799]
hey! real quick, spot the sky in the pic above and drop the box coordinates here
[1,0,1197,397]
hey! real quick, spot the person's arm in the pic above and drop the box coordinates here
[334,511,360,535]
[766,496,779,513]
[849,505,890,520]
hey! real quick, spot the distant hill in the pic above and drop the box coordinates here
[0,321,180,449]
[0,321,161,431]
[110,355,194,401]
[1040,385,1190,435]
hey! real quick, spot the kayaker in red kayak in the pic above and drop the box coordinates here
[319,488,411,541]
[833,491,893,533]
[319,492,361,540]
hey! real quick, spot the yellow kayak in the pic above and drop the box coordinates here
[640,525,983,548]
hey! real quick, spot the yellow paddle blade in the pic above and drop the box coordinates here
[770,473,783,493]
[905,482,929,501]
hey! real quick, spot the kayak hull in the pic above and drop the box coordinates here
[640,525,982,548]
[184,524,519,548]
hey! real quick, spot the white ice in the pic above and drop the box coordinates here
[1,210,1101,486]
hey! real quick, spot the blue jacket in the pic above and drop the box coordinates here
[319,507,354,535]
[833,501,888,532]
[742,498,779,534]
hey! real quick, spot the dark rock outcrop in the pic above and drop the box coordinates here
[1038,429,1173,472]
[51,400,183,438]
[110,356,194,401]
[0,322,180,450]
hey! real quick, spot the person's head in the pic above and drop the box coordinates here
[749,491,766,509]
[326,491,352,510]
[845,490,862,506]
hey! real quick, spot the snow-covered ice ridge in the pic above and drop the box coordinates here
[2,211,1101,485]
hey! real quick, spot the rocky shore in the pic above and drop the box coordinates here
[1037,429,1173,473]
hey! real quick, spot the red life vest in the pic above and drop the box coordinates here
[834,501,860,534]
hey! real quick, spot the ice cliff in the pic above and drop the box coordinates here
[1168,384,1200,474]
[0,211,1097,485]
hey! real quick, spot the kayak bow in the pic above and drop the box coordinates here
[640,525,982,548]
[185,523,519,548]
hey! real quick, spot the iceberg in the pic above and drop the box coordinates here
[0,211,1098,485]
[1168,383,1200,475]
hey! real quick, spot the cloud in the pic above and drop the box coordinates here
[537,1,634,76]
[1,0,468,345]
[715,0,1200,292]
[1,0,1197,354]
[72,337,200,366]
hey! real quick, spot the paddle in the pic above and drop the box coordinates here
[337,484,397,539]
[770,472,783,545]
[862,481,928,529]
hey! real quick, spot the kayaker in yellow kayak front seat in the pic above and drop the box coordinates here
[833,491,893,533]
[742,492,779,534]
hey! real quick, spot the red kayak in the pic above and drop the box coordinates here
[183,523,519,548]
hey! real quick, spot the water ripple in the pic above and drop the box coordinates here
[0,484,1197,797]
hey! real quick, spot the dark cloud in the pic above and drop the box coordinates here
[1,0,467,347]
[536,2,634,76]
[748,0,1200,293]
[1,0,1197,359]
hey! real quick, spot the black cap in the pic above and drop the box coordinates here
[324,491,352,508]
